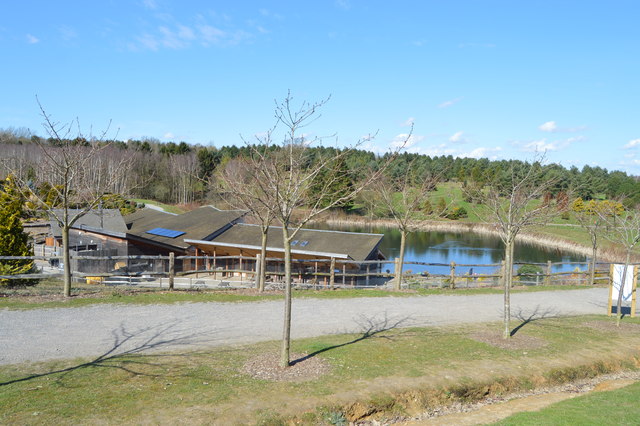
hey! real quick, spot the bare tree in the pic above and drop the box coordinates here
[597,201,640,326]
[572,198,607,285]
[373,160,441,290]
[217,156,275,292]
[246,92,403,366]
[474,159,560,338]
[2,101,133,297]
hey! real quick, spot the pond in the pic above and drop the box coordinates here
[312,223,587,276]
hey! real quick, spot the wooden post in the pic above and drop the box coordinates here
[607,264,614,316]
[213,249,217,279]
[168,252,175,291]
[330,257,336,289]
[632,266,637,318]
[449,261,456,289]
[543,260,551,286]
[366,264,370,287]
[342,264,346,286]
[195,248,199,278]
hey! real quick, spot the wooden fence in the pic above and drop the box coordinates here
[0,254,613,290]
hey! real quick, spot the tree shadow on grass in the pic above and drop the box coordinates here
[510,305,560,337]
[291,312,411,365]
[0,321,213,386]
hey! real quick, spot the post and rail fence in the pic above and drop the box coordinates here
[0,252,614,291]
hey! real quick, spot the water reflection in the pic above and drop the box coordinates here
[312,223,586,275]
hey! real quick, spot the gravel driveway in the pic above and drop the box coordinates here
[0,288,613,365]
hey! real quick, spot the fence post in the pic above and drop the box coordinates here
[449,261,456,289]
[169,252,175,290]
[366,264,370,287]
[330,257,336,289]
[545,260,552,286]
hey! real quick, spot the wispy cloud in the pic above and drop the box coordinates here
[142,0,158,10]
[539,121,557,132]
[335,0,351,10]
[519,136,585,152]
[462,146,502,159]
[623,138,640,149]
[129,8,262,51]
[58,25,77,40]
[26,34,39,44]
[437,97,463,109]
[163,132,175,139]
[538,120,586,133]
[390,133,425,149]
[449,131,466,143]
[401,117,415,127]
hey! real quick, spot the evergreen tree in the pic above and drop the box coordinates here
[0,175,35,286]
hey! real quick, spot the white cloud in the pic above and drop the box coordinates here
[437,97,463,109]
[449,131,466,143]
[522,138,558,152]
[462,146,502,159]
[624,138,640,149]
[390,133,425,149]
[539,121,557,132]
[539,120,586,133]
[401,117,415,127]
[26,34,39,44]
[163,132,175,139]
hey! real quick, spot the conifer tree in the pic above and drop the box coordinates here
[0,175,35,286]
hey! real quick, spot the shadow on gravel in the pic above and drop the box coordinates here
[291,312,411,366]
[0,321,211,386]
[510,305,560,337]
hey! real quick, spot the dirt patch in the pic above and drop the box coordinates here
[242,351,330,382]
[582,320,640,333]
[470,331,548,350]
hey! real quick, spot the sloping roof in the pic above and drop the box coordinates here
[188,224,384,262]
[49,209,127,238]
[125,206,246,250]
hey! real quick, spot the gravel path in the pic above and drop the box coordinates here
[0,288,613,365]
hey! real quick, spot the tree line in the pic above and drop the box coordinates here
[2,127,640,208]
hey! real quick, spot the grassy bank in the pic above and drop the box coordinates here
[1,315,639,424]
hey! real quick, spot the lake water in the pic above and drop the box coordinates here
[313,223,587,276]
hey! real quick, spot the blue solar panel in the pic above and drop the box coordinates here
[146,228,185,238]
[299,241,309,247]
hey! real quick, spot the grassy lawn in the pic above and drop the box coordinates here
[495,380,640,425]
[0,282,602,310]
[1,315,639,424]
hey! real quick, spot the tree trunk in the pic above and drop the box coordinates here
[62,225,72,297]
[503,237,515,339]
[258,229,268,292]
[589,244,597,285]
[616,250,632,327]
[280,226,292,367]
[394,229,407,290]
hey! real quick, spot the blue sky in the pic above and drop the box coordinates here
[2,1,639,173]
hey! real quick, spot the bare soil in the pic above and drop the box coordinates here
[242,351,330,382]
